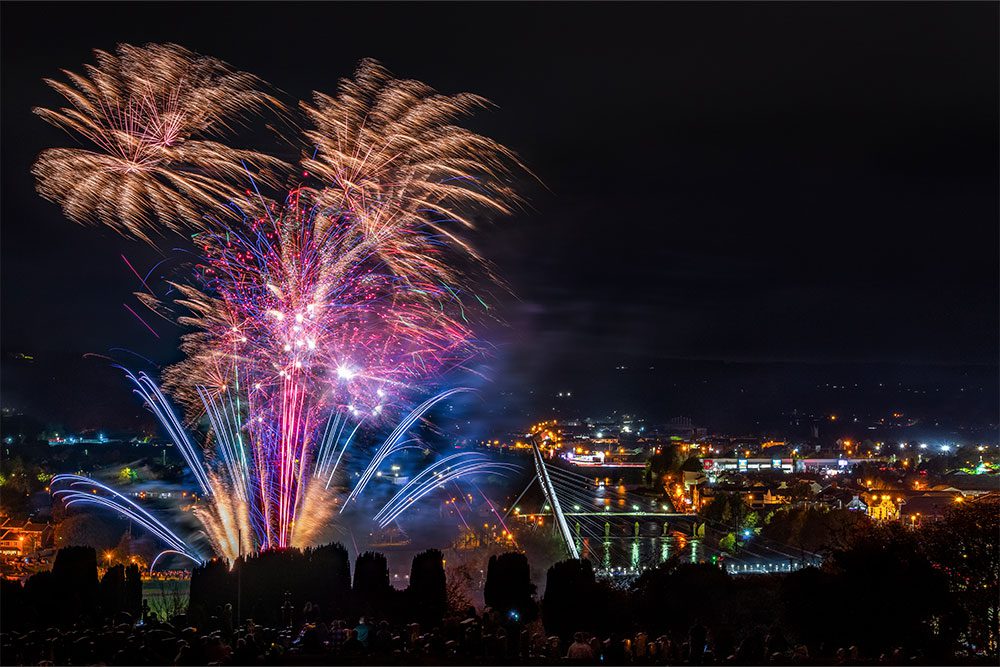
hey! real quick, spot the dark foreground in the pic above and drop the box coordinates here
[2,496,997,666]
[2,608,997,667]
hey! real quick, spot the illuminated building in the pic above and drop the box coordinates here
[0,519,52,556]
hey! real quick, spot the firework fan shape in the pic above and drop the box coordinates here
[36,44,523,562]
[32,43,286,242]
[302,58,525,275]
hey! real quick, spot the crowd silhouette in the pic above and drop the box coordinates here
[1,496,996,665]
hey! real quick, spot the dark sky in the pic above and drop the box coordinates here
[2,2,997,429]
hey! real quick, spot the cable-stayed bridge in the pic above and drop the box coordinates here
[514,438,823,577]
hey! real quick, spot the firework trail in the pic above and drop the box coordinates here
[36,47,522,561]
[374,453,521,528]
[341,388,472,512]
[110,367,489,561]
[51,474,202,563]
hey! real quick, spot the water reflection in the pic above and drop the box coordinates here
[591,533,703,574]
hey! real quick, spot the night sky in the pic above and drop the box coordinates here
[2,2,997,431]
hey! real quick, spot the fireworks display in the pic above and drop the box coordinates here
[32,43,284,243]
[38,44,522,562]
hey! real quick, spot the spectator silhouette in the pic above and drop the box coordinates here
[567,631,595,662]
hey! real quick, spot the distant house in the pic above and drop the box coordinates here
[815,485,856,509]
[745,484,790,510]
[0,518,52,556]
[845,495,868,512]
[935,475,1000,497]
[899,492,964,527]
[0,530,22,556]
[865,494,901,521]
[682,469,707,488]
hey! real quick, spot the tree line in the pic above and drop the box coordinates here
[1,546,142,627]
[2,495,995,662]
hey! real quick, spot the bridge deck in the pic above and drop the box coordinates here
[521,512,693,518]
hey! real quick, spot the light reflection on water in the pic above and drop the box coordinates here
[576,533,706,574]
[577,534,815,577]
[553,470,708,575]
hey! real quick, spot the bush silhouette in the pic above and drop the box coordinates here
[542,558,598,639]
[484,551,537,622]
[51,545,99,624]
[406,548,447,628]
[353,551,392,617]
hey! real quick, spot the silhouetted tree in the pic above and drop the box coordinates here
[53,513,121,551]
[764,506,870,554]
[124,563,142,618]
[189,557,234,625]
[631,559,731,636]
[644,447,681,485]
[1,578,25,630]
[22,570,56,627]
[921,495,1000,659]
[100,564,127,618]
[353,551,391,617]
[541,558,598,639]
[777,525,954,658]
[406,549,447,628]
[829,524,951,656]
[484,551,537,622]
[190,542,354,625]
[680,455,705,472]
[779,566,837,650]
[51,545,99,624]
[309,542,351,617]
[699,491,751,530]
[241,549,305,623]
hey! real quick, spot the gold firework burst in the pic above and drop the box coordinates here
[33,43,287,242]
[302,59,525,273]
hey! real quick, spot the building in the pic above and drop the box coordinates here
[899,492,964,527]
[845,495,868,512]
[856,490,968,526]
[702,458,795,475]
[744,484,791,510]
[934,474,1000,497]
[865,494,901,521]
[0,519,52,556]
